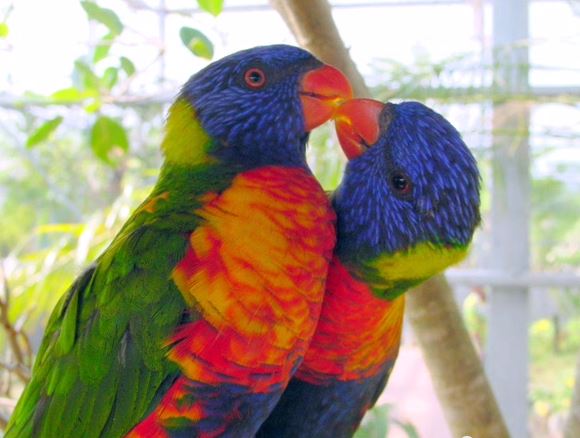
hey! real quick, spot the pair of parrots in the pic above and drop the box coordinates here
[6,45,480,438]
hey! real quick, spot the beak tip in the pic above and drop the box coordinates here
[300,64,353,131]
[334,99,385,160]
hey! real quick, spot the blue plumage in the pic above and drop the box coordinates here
[180,45,322,169]
[334,101,481,262]
[257,362,396,438]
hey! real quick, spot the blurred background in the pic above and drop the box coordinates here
[0,0,579,437]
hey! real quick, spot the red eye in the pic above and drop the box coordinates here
[244,68,266,89]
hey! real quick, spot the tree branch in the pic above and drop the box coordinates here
[0,410,8,430]
[270,0,370,98]
[0,263,32,385]
[406,276,510,437]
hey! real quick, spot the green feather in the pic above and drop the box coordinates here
[5,163,238,437]
[56,276,80,353]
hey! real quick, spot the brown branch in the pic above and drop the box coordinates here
[0,410,8,430]
[0,361,30,383]
[406,276,510,437]
[0,263,32,384]
[269,0,370,98]
[271,1,509,436]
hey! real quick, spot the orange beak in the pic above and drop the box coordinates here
[334,98,385,160]
[300,65,353,132]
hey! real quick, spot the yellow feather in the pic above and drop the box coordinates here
[371,242,468,283]
[161,99,215,165]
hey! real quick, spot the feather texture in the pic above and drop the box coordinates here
[7,44,347,437]
[258,100,481,437]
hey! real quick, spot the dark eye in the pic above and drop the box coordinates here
[390,172,413,196]
[244,68,266,89]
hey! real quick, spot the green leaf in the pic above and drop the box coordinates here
[26,117,64,148]
[102,67,119,89]
[93,34,114,63]
[36,224,85,235]
[74,60,100,90]
[179,27,213,60]
[393,420,420,438]
[84,99,102,114]
[51,87,84,102]
[90,116,129,164]
[80,1,124,36]
[120,56,136,76]
[93,44,110,63]
[197,0,223,16]
[0,23,9,38]
[355,404,391,438]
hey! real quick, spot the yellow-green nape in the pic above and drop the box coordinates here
[370,241,468,287]
[161,99,215,166]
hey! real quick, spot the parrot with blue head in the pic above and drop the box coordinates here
[257,98,481,437]
[5,45,353,438]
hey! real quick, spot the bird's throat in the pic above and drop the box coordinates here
[359,242,468,299]
[161,99,216,166]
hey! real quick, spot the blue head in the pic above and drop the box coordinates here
[164,45,352,170]
[333,99,481,296]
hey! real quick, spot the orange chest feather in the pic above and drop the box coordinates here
[170,166,336,391]
[296,257,405,383]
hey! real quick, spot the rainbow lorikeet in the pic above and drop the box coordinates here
[257,98,481,437]
[6,45,353,438]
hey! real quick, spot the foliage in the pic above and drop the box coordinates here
[180,27,214,60]
[0,22,8,38]
[355,404,420,438]
[529,317,580,415]
[90,115,129,164]
[307,122,347,191]
[0,0,221,420]
[197,0,224,16]
[5,0,218,169]
[81,1,124,37]
[25,117,64,149]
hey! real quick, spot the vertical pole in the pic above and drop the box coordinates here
[488,1,530,438]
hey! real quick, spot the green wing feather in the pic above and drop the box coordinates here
[6,164,236,438]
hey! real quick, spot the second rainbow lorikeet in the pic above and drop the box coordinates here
[257,98,481,437]
[5,45,353,438]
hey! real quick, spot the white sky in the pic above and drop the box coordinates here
[2,0,580,94]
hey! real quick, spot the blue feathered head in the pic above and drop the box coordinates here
[333,99,481,297]
[170,45,352,169]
